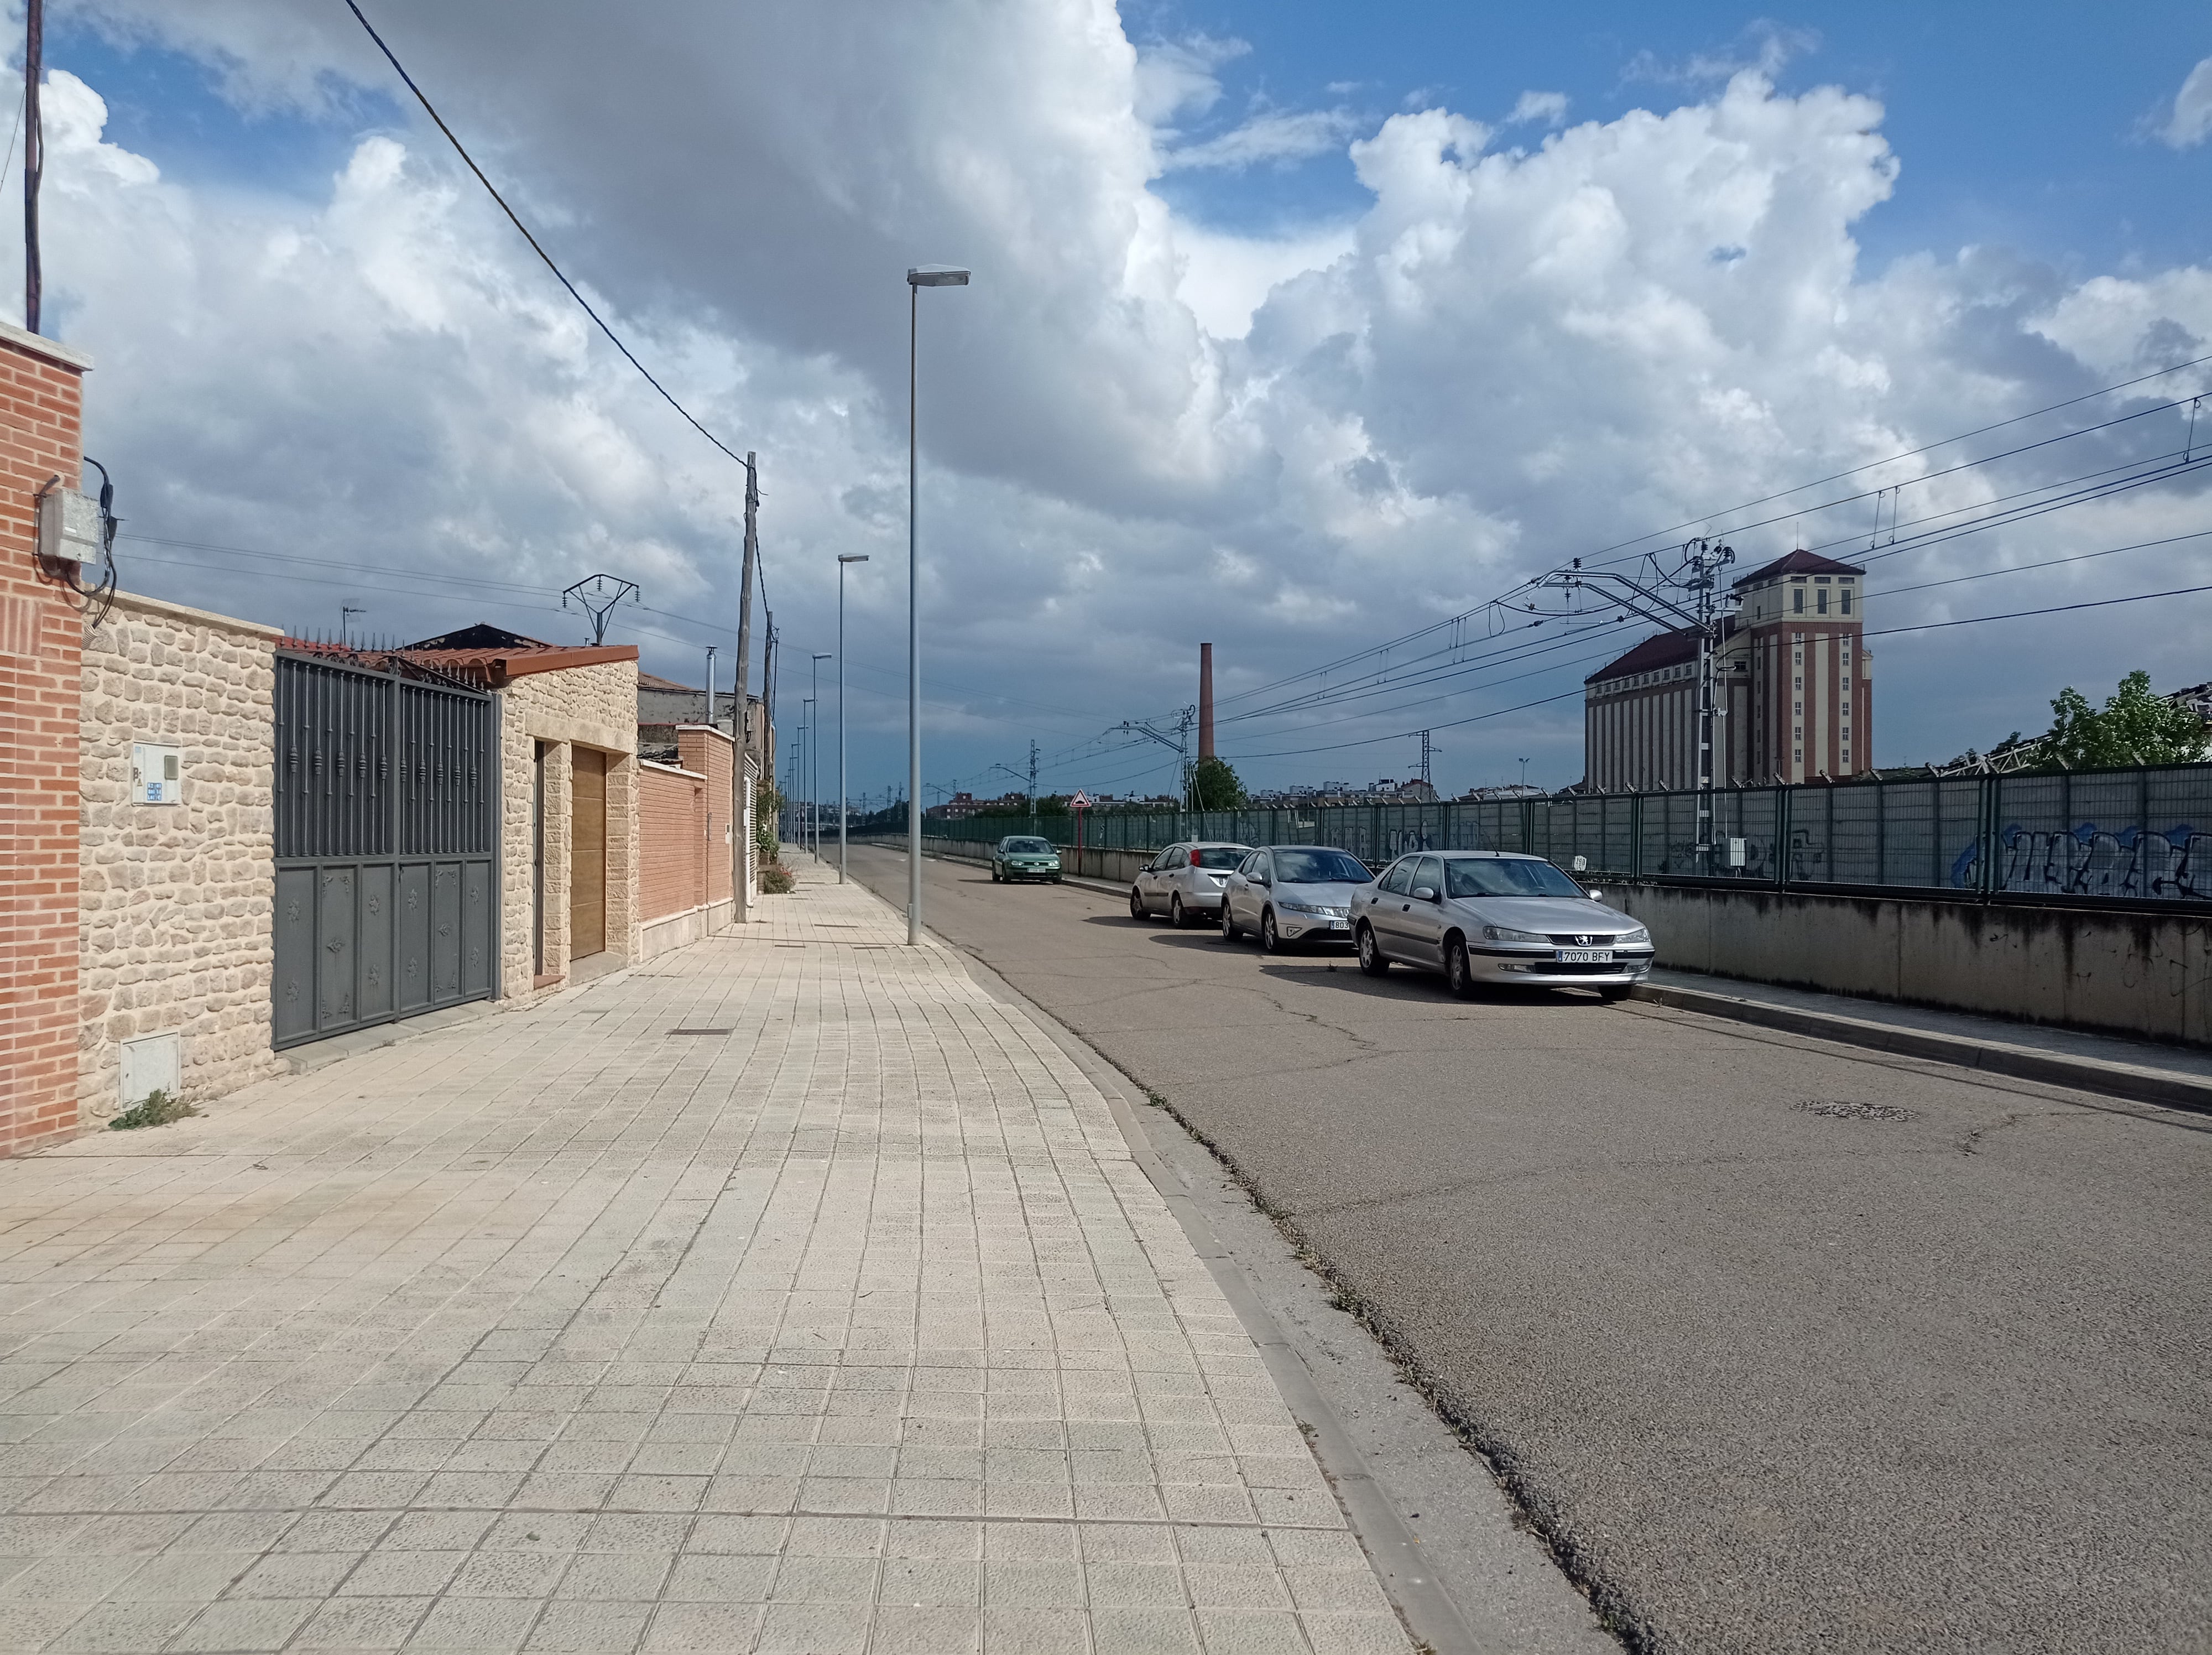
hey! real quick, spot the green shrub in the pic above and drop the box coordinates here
[760,863,796,894]
[110,1089,196,1131]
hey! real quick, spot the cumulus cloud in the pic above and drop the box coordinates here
[20,4,2212,790]
[1506,91,1569,128]
[1159,107,1363,171]
[2157,56,2212,149]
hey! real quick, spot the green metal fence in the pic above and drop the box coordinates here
[928,762,2212,904]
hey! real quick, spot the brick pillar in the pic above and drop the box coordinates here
[0,321,90,1155]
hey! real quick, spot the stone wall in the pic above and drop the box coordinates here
[79,591,286,1122]
[494,658,639,995]
[0,322,90,1155]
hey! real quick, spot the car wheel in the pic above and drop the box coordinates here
[1260,909,1283,953]
[1356,923,1390,976]
[1171,894,1189,929]
[1129,887,1146,921]
[992,866,1002,883]
[1445,935,1477,999]
[1219,901,1239,942]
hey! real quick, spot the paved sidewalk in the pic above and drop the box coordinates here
[0,867,1411,1654]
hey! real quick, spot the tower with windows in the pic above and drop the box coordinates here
[1731,550,1869,783]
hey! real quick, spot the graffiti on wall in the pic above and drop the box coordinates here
[1948,823,2209,899]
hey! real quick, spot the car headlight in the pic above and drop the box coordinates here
[1484,923,1548,944]
[1616,927,1650,947]
[1279,899,1327,914]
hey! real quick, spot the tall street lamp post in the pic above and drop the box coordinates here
[837,554,869,884]
[906,264,969,945]
[810,653,831,861]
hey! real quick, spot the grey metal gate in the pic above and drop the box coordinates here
[272,650,500,1049]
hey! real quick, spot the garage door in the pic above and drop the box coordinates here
[272,650,499,1048]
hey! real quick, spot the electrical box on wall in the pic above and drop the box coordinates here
[132,742,182,805]
[119,1032,180,1109]
[36,486,103,565]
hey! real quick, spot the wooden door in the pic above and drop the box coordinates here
[570,748,607,959]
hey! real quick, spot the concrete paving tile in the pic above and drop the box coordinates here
[1088,1606,1201,1655]
[167,1596,320,1652]
[1194,1608,1310,1654]
[44,1602,201,1653]
[752,1602,864,1654]
[402,1595,541,1652]
[224,1551,360,1599]
[662,1554,773,1602]
[338,1552,466,1597]
[524,1600,654,1653]
[291,1595,431,1651]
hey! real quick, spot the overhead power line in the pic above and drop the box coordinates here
[343,2,753,474]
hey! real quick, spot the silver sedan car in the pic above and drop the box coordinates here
[1128,841,1251,928]
[1219,846,1375,952]
[1349,850,1654,998]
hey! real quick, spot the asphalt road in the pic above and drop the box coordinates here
[841,844,2212,1655]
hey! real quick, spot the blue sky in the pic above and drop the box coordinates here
[1136,2,2210,270]
[15,2,2212,800]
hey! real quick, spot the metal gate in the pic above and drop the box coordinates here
[272,650,500,1049]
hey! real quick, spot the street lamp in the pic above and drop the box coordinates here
[805,699,823,854]
[837,555,870,884]
[906,264,970,945]
[810,653,831,861]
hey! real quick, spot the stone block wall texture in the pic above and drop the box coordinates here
[79,592,286,1122]
[494,658,639,996]
[0,322,89,1157]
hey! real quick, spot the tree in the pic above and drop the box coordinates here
[1191,754,1246,810]
[2038,671,2210,769]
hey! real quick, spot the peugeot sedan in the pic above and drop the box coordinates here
[990,835,1063,883]
[1219,846,1375,952]
[1349,850,1653,997]
[1128,841,1250,927]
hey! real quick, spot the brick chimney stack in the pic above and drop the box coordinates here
[1198,643,1214,760]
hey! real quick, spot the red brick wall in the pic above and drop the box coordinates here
[638,761,707,923]
[676,726,734,907]
[0,325,88,1156]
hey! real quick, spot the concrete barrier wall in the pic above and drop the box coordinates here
[1610,882,2212,1049]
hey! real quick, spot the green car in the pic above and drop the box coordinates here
[991,835,1063,883]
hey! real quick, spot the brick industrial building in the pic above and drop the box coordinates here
[1582,549,1870,790]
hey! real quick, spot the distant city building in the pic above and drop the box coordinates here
[1582,549,1869,790]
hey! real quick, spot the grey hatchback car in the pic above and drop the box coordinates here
[1348,850,1653,998]
[1128,841,1250,927]
[1219,846,1374,951]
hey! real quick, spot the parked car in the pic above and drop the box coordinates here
[1348,850,1653,998]
[1219,846,1375,952]
[990,835,1063,883]
[1128,841,1251,927]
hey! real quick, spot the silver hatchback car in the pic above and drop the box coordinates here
[1218,846,1374,951]
[1349,850,1654,998]
[1128,841,1251,928]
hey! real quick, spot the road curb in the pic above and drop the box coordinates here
[1631,980,2212,1117]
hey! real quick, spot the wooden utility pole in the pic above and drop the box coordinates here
[730,452,759,924]
[23,0,42,335]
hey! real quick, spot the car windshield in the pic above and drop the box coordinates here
[1004,837,1053,855]
[1444,857,1587,898]
[1193,847,1245,870]
[1274,849,1371,884]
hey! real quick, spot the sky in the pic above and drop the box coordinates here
[7,1,2210,803]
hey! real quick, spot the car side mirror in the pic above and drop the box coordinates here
[1584,888,1605,903]
[1412,886,1437,902]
